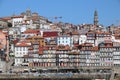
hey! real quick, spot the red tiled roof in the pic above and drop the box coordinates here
[43,31,58,37]
[28,47,33,50]
[96,31,111,35]
[13,39,19,44]
[26,38,32,40]
[11,15,24,18]
[72,31,79,35]
[79,43,93,51]
[81,43,93,47]
[74,43,79,47]
[68,51,79,55]
[16,42,31,47]
[87,31,95,34]
[23,29,40,34]
[1,17,11,21]
[56,45,71,50]
[31,36,43,39]
[91,46,99,51]
[80,46,99,51]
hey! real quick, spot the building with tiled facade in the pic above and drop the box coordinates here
[11,23,120,69]
[1,9,120,73]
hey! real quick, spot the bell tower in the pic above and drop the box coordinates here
[94,10,98,25]
[26,8,31,17]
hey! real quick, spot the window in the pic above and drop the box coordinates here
[23,47,25,51]
[23,52,25,54]
[81,40,83,43]
[20,47,21,51]
[17,47,19,51]
[15,48,17,51]
[16,52,18,55]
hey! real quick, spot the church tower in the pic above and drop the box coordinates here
[94,10,98,25]
[26,8,31,17]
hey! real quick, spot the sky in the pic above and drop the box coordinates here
[0,0,120,26]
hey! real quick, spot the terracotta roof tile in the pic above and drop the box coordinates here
[16,42,31,47]
[72,31,79,35]
[43,31,58,37]
[23,29,40,34]
[12,15,24,18]
[81,43,93,47]
[68,51,79,55]
[56,45,71,50]
[1,17,11,20]
[96,31,111,35]
[91,46,99,51]
[28,47,33,50]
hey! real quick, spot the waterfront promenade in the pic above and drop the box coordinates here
[0,72,111,80]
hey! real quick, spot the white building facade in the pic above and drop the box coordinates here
[14,42,31,66]
[79,35,87,45]
[12,16,24,27]
[57,35,73,47]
